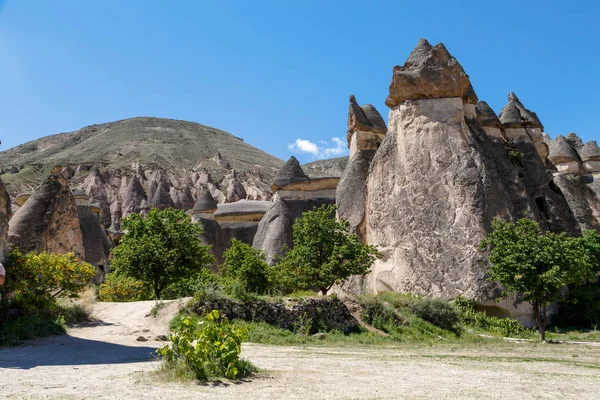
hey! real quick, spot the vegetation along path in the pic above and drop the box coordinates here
[1,300,600,400]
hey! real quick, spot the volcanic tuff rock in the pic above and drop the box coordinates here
[499,92,543,129]
[355,39,579,324]
[252,196,294,264]
[271,156,309,191]
[385,38,476,108]
[8,166,84,258]
[0,177,10,263]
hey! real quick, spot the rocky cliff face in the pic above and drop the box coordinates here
[345,39,581,323]
[8,166,85,258]
[0,177,10,263]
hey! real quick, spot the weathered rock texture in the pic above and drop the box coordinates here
[189,191,227,267]
[339,39,582,325]
[385,39,476,108]
[0,177,11,263]
[252,196,294,264]
[8,167,85,258]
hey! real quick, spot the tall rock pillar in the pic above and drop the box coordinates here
[0,177,11,264]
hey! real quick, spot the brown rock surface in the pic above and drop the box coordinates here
[0,177,11,263]
[8,167,84,258]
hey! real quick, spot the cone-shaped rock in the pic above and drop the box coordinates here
[385,38,476,107]
[252,196,294,265]
[272,156,308,190]
[8,167,84,257]
[122,176,148,215]
[347,95,387,143]
[566,132,584,150]
[547,135,579,165]
[498,92,543,129]
[192,190,218,213]
[476,101,502,128]
[149,183,174,209]
[578,141,600,162]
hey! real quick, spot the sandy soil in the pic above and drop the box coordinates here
[1,300,600,400]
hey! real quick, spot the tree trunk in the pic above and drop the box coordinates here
[533,301,547,342]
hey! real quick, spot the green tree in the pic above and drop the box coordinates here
[279,204,382,295]
[221,238,271,294]
[480,218,597,341]
[111,208,213,299]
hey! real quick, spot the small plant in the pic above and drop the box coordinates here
[150,301,166,318]
[158,310,255,381]
[98,274,150,302]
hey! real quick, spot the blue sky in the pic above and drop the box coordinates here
[1,0,598,164]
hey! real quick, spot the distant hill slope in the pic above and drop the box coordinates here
[0,117,347,229]
[0,117,284,193]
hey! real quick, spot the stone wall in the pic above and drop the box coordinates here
[189,296,360,334]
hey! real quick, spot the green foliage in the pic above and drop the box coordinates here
[279,205,382,294]
[159,310,255,381]
[221,238,272,294]
[5,249,96,301]
[408,298,460,332]
[555,282,600,328]
[454,296,528,337]
[162,268,221,299]
[98,273,151,302]
[480,218,597,340]
[111,208,214,299]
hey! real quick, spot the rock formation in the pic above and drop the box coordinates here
[0,177,11,263]
[545,133,600,231]
[188,190,228,266]
[72,189,113,282]
[337,96,387,239]
[214,200,272,246]
[254,157,339,264]
[8,166,85,258]
[342,38,579,324]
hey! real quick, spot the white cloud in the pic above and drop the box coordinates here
[288,137,348,160]
[288,139,319,155]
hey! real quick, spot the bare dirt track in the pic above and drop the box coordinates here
[1,300,600,400]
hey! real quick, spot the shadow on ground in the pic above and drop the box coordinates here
[0,334,157,369]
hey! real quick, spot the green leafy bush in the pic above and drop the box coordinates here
[158,310,255,381]
[454,296,527,337]
[5,249,96,300]
[221,239,272,295]
[408,297,460,332]
[98,274,151,302]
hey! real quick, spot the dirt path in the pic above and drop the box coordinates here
[2,300,600,399]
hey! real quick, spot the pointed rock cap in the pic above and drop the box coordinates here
[191,190,218,214]
[347,95,387,143]
[577,140,600,162]
[385,38,477,107]
[475,101,502,128]
[498,92,544,129]
[272,156,308,189]
[547,135,578,164]
[149,184,174,209]
[565,132,584,149]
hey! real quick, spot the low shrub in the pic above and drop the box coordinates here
[98,274,151,302]
[408,297,460,332]
[162,268,221,299]
[159,310,255,381]
[454,296,527,337]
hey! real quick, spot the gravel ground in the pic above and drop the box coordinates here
[1,300,600,400]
